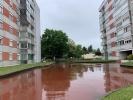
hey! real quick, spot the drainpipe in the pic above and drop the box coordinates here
[128,0,133,54]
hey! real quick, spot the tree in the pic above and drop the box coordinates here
[75,45,83,58]
[95,48,102,56]
[82,47,88,54]
[88,45,93,53]
[41,29,69,59]
[67,43,76,58]
[67,42,83,58]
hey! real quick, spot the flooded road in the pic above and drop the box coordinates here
[0,63,133,100]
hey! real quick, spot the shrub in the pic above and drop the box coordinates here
[127,55,133,60]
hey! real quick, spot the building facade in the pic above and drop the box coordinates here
[99,0,133,60]
[34,2,41,63]
[0,0,41,67]
[0,0,20,66]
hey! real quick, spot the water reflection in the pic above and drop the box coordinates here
[103,63,133,92]
[0,69,42,100]
[0,63,132,100]
[42,63,133,100]
[41,64,104,100]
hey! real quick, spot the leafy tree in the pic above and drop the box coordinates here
[67,43,83,58]
[82,47,88,54]
[88,45,93,53]
[67,43,76,58]
[75,45,83,58]
[41,29,69,59]
[95,48,102,56]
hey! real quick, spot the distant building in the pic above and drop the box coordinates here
[82,53,101,59]
[99,0,133,60]
[0,0,41,67]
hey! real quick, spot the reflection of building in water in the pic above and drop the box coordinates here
[42,65,71,100]
[0,69,42,100]
[103,64,133,92]
[42,64,89,100]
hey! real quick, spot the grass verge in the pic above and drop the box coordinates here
[71,60,116,63]
[121,62,133,67]
[102,86,133,100]
[56,59,116,63]
[0,62,54,77]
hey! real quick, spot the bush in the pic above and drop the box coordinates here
[127,55,133,60]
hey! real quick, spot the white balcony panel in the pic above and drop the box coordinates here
[119,43,132,51]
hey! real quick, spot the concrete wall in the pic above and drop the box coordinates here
[34,2,41,63]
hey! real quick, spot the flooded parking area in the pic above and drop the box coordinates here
[0,63,133,100]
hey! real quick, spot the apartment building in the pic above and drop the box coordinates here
[0,0,20,66]
[19,0,41,64]
[99,0,133,60]
[0,0,41,66]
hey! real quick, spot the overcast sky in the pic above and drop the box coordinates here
[36,0,103,49]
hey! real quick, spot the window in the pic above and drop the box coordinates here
[9,40,13,47]
[120,40,124,45]
[0,20,3,29]
[0,36,2,45]
[0,5,3,14]
[17,54,20,60]
[107,0,111,4]
[123,16,129,22]
[125,40,132,44]
[21,42,27,48]
[9,26,13,33]
[124,26,130,33]
[110,23,114,29]
[112,51,116,57]
[9,0,13,7]
[17,42,19,48]
[0,52,2,61]
[9,53,12,60]
[9,13,13,21]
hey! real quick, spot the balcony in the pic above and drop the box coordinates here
[100,24,106,32]
[101,40,107,46]
[30,18,35,26]
[101,34,106,39]
[0,45,2,52]
[28,49,35,54]
[119,43,132,51]
[20,0,27,9]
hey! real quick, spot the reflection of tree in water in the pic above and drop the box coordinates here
[103,64,133,92]
[0,69,42,100]
[41,64,89,100]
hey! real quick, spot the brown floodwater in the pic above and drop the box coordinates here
[0,63,133,100]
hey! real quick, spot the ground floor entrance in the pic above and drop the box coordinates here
[119,50,132,60]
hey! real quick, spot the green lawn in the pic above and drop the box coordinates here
[102,86,133,100]
[121,62,133,67]
[0,62,54,76]
[72,60,116,63]
[56,59,116,63]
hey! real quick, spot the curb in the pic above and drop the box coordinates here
[0,63,55,79]
[100,85,133,100]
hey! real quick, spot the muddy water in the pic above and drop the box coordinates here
[0,63,133,100]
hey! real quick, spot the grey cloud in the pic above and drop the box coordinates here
[36,0,103,48]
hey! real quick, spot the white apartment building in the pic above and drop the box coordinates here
[34,2,41,63]
[0,0,20,66]
[0,0,41,66]
[99,0,133,60]
[19,0,41,64]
